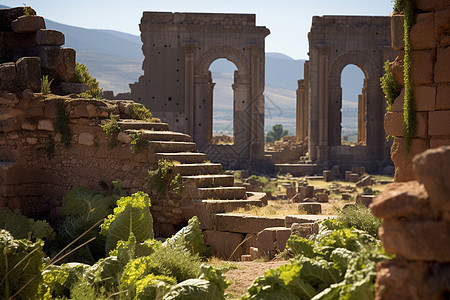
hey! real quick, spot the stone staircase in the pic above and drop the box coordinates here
[118,120,258,206]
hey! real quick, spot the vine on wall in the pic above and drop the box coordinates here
[394,0,416,150]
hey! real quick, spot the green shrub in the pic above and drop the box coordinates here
[336,205,382,239]
[55,100,72,147]
[23,6,36,16]
[101,114,121,148]
[130,131,149,155]
[0,211,55,241]
[148,160,184,196]
[380,60,401,112]
[129,104,154,122]
[73,63,103,99]
[41,75,53,95]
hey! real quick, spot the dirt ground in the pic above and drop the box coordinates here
[222,259,288,298]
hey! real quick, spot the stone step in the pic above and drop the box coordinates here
[148,141,197,153]
[118,120,169,131]
[214,213,285,234]
[124,130,192,142]
[197,187,247,200]
[182,174,235,188]
[155,152,208,164]
[173,163,222,176]
[194,199,265,229]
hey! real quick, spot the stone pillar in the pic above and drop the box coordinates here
[249,45,265,161]
[182,44,196,136]
[233,73,251,158]
[317,46,329,161]
[208,71,215,143]
[296,79,307,142]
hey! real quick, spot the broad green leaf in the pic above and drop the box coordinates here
[162,216,206,256]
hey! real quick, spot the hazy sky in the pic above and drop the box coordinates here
[2,0,394,59]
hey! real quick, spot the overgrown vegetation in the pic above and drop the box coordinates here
[130,131,149,155]
[73,62,103,99]
[100,114,121,148]
[380,60,401,112]
[0,185,228,299]
[148,159,184,196]
[244,212,389,299]
[266,124,289,143]
[129,104,159,122]
[393,0,416,150]
[23,5,36,15]
[336,205,382,238]
[54,100,72,147]
[40,75,53,95]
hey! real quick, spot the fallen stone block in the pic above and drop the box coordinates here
[291,193,304,203]
[298,203,322,214]
[317,193,329,203]
[203,230,245,260]
[285,215,335,227]
[291,222,319,238]
[299,185,314,197]
[214,213,285,234]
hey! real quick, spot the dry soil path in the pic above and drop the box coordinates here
[223,259,288,298]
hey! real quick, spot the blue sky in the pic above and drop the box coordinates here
[2,0,394,59]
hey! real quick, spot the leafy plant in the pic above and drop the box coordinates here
[0,211,55,241]
[0,230,45,300]
[40,75,53,95]
[101,192,154,254]
[246,219,390,300]
[100,114,121,148]
[55,100,72,147]
[148,159,184,196]
[266,124,289,143]
[380,60,401,112]
[163,265,229,300]
[58,186,120,261]
[73,63,103,99]
[162,216,207,257]
[130,131,149,155]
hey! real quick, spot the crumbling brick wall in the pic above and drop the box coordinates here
[385,0,450,181]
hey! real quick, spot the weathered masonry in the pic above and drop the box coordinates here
[299,16,397,168]
[130,12,270,168]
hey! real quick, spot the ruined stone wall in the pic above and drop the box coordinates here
[385,1,450,181]
[0,7,75,91]
[371,146,450,299]
[0,91,189,235]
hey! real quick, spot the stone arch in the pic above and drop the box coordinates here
[130,12,269,168]
[305,16,397,168]
[195,46,250,77]
[327,50,380,147]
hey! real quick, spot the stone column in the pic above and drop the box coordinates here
[208,71,215,143]
[317,46,329,161]
[249,45,265,161]
[233,73,251,158]
[296,79,307,142]
[182,44,197,136]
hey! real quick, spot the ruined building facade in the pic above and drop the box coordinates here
[130,12,269,168]
[298,16,397,170]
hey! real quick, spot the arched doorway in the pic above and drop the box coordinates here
[340,64,366,145]
[209,58,238,145]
